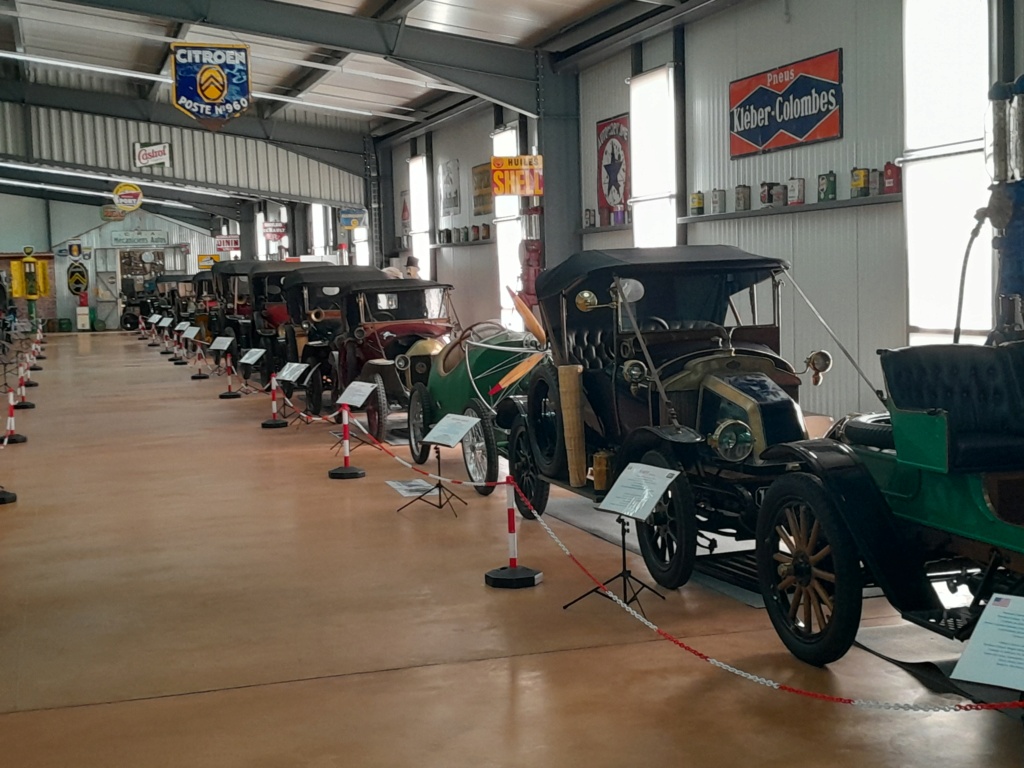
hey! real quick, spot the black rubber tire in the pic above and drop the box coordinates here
[301,360,323,415]
[842,414,895,450]
[365,373,389,442]
[526,362,567,477]
[342,340,360,387]
[509,416,549,519]
[328,354,344,423]
[120,312,139,331]
[220,326,238,370]
[635,448,698,589]
[462,398,498,496]
[757,472,863,667]
[258,337,274,387]
[407,382,433,464]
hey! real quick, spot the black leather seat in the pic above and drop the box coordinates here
[879,344,1024,472]
[568,325,619,436]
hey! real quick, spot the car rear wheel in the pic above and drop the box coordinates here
[364,373,389,443]
[510,417,549,519]
[526,363,567,477]
[636,448,697,589]
[301,361,323,415]
[462,399,498,496]
[407,383,433,464]
[757,472,863,667]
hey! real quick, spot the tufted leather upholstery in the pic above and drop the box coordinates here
[880,345,1024,471]
[638,319,721,332]
[568,326,615,371]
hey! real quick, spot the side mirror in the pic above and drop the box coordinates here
[575,290,600,312]
[804,350,833,386]
[613,278,646,304]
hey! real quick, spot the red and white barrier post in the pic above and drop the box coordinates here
[13,359,35,410]
[3,389,26,444]
[328,404,365,479]
[219,353,241,400]
[160,327,174,355]
[485,478,543,589]
[260,372,287,426]
[172,332,188,366]
[191,341,210,380]
[33,325,46,360]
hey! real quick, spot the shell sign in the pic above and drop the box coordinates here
[112,183,143,212]
[491,155,544,197]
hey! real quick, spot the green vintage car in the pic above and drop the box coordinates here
[405,320,542,495]
[758,341,1024,666]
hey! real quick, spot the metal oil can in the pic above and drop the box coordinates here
[817,171,837,202]
[735,184,751,211]
[883,162,902,194]
[592,450,612,491]
[868,169,881,196]
[711,188,727,214]
[689,191,705,215]
[850,167,869,198]
[787,177,805,205]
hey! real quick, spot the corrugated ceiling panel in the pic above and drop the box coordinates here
[26,107,364,206]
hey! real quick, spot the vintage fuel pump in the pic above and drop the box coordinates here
[518,201,543,308]
[11,246,49,330]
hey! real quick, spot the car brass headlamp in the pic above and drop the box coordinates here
[622,359,648,384]
[353,326,367,341]
[708,420,754,462]
[395,354,410,371]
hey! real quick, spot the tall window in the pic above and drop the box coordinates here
[408,154,432,280]
[493,126,523,329]
[903,0,990,343]
[630,65,677,248]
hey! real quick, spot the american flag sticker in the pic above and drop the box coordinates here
[991,596,1011,608]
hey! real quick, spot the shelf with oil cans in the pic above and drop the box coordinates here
[579,224,633,235]
[429,239,494,249]
[677,193,902,225]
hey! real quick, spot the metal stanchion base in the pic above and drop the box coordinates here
[35,354,46,360]
[173,359,189,366]
[261,418,288,429]
[29,364,42,371]
[24,380,38,388]
[147,342,160,347]
[5,434,26,444]
[0,489,16,504]
[328,465,365,479]
[485,565,544,589]
[13,402,35,410]
[159,350,173,356]
[191,373,210,380]
[219,391,242,400]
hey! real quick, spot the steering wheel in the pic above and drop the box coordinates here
[374,311,395,322]
[642,316,671,330]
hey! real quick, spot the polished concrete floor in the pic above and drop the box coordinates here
[0,332,1020,767]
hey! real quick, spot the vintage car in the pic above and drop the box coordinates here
[406,320,541,495]
[499,246,833,593]
[755,341,1024,666]
[190,271,216,342]
[279,267,458,437]
[153,273,194,325]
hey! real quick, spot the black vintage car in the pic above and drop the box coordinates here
[498,246,832,591]
[280,267,458,439]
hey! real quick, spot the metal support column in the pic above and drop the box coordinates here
[289,202,311,257]
[536,52,581,268]
[673,27,687,245]
[238,202,258,260]
[376,142,395,266]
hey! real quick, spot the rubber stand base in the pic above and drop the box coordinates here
[173,360,189,366]
[191,373,210,380]
[35,354,46,360]
[160,350,173,356]
[147,342,160,347]
[4,434,26,444]
[0,489,16,504]
[485,565,544,589]
[261,418,288,429]
[24,380,38,388]
[29,365,42,371]
[14,402,35,410]
[219,391,242,400]
[328,465,365,479]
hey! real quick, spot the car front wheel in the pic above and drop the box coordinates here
[462,399,498,496]
[756,472,863,667]
[509,417,549,519]
[407,383,433,464]
[635,448,698,589]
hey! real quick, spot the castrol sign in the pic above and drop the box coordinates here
[133,142,172,169]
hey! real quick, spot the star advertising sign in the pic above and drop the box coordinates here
[171,43,252,130]
[729,49,843,158]
[596,114,629,216]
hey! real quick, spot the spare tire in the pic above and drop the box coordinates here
[842,413,895,450]
[526,362,567,477]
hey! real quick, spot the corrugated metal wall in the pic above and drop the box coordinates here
[25,107,364,206]
[0,102,26,157]
[684,0,906,417]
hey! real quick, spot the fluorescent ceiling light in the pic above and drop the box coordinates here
[0,50,418,121]
[0,177,196,209]
[0,160,238,199]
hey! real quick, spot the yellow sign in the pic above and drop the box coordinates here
[198,254,221,270]
[491,155,544,197]
[112,182,144,212]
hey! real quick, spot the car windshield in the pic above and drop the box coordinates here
[361,287,448,322]
[614,269,770,332]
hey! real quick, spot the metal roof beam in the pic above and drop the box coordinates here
[146,21,193,101]
[0,0,27,80]
[0,78,368,174]
[55,0,541,115]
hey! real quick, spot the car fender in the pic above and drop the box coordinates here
[494,396,527,430]
[762,439,942,614]
[616,425,703,471]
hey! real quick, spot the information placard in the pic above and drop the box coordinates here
[210,336,234,352]
[597,462,680,521]
[147,314,162,324]
[182,326,201,341]
[158,317,174,328]
[277,362,310,383]
[239,347,266,365]
[337,380,378,408]
[952,594,1024,691]
[422,413,480,448]
[174,321,190,332]
[387,479,437,498]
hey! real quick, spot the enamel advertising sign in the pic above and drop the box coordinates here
[729,49,843,158]
[171,43,252,130]
[596,114,629,219]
